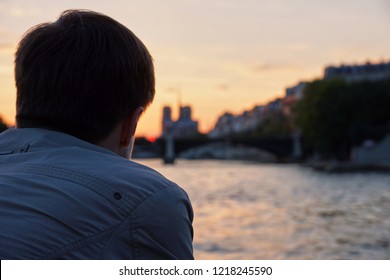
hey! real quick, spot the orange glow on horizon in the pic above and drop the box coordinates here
[147,136,157,143]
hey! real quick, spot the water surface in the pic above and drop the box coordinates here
[136,159,390,259]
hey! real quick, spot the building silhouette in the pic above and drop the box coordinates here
[162,105,199,139]
[324,61,390,82]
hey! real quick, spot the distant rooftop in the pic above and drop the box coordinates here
[324,61,390,82]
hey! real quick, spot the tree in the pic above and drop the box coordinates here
[293,78,390,159]
[251,111,292,138]
[0,116,8,133]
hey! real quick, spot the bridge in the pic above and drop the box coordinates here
[154,136,294,160]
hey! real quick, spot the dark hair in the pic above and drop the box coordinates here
[15,9,155,143]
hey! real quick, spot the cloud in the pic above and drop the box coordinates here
[216,83,230,91]
[251,62,299,73]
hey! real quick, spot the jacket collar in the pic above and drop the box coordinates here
[0,128,119,157]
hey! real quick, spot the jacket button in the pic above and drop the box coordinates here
[113,192,122,200]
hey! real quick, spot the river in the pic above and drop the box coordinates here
[135,159,390,259]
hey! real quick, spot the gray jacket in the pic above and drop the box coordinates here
[0,128,194,259]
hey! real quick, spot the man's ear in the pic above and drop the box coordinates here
[120,106,144,147]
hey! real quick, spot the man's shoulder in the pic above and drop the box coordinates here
[66,147,176,190]
[0,128,187,213]
[49,147,186,211]
[0,129,193,259]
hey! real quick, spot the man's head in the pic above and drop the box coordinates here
[15,9,155,156]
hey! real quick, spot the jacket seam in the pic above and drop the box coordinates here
[48,179,173,259]
[0,164,138,216]
[44,225,118,259]
[126,186,175,260]
[130,210,140,259]
[98,187,173,260]
[41,187,173,259]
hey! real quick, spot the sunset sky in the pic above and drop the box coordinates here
[1,0,390,138]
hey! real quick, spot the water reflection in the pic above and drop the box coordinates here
[136,159,390,259]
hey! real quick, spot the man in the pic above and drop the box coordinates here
[0,10,194,259]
